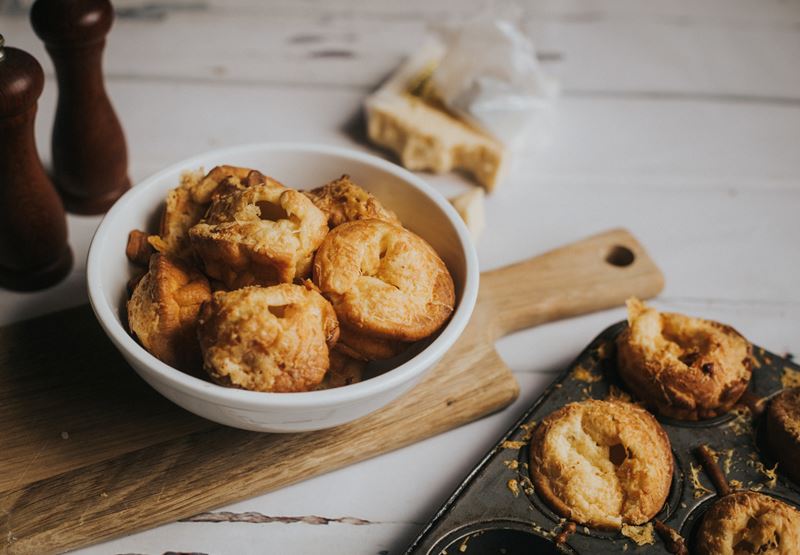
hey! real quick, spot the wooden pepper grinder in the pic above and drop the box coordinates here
[31,0,131,214]
[0,35,73,290]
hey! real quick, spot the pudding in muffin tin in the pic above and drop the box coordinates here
[124,166,455,392]
[523,299,758,533]
[616,298,752,421]
[406,302,800,555]
[694,491,800,555]
[529,399,673,530]
[766,387,800,485]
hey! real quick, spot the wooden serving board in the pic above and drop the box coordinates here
[0,229,663,555]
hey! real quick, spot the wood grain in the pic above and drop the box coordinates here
[0,306,514,555]
[31,0,131,214]
[0,46,72,290]
[7,0,800,100]
[0,229,662,554]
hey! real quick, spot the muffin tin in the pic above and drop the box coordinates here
[405,321,800,554]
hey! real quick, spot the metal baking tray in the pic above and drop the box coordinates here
[405,321,800,554]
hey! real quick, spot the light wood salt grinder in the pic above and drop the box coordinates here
[31,0,131,214]
[0,35,73,290]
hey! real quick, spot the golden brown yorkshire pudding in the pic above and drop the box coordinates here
[529,399,673,531]
[125,229,155,266]
[127,254,211,372]
[695,491,800,555]
[188,164,255,204]
[334,324,406,361]
[766,387,800,484]
[313,219,455,345]
[197,283,339,393]
[148,165,262,259]
[304,175,400,228]
[189,178,328,289]
[616,298,752,420]
[317,350,367,389]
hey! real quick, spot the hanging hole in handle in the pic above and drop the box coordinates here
[605,245,635,267]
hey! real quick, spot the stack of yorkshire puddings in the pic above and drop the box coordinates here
[528,299,800,553]
[125,166,455,393]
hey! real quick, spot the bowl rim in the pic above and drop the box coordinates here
[87,142,479,409]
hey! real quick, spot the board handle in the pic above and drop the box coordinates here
[479,228,664,340]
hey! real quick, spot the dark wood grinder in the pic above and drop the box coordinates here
[31,0,131,214]
[0,35,73,290]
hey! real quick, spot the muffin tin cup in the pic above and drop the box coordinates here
[517,443,686,541]
[430,520,577,555]
[406,322,800,554]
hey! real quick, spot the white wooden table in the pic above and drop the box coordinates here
[2,1,799,553]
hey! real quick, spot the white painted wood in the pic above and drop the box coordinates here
[3,0,800,97]
[0,0,798,553]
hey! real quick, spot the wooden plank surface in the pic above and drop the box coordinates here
[0,304,518,555]
[5,0,800,98]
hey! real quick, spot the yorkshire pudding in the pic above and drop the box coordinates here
[190,178,328,289]
[695,491,800,555]
[529,399,673,530]
[313,219,454,350]
[197,283,339,392]
[305,175,400,228]
[149,165,260,259]
[616,298,752,420]
[766,387,800,484]
[127,254,211,372]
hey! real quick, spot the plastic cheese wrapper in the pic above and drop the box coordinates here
[364,10,557,191]
[430,14,559,151]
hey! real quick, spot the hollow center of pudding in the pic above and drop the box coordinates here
[354,232,424,300]
[661,319,713,359]
[608,443,629,466]
[632,307,720,374]
[268,304,288,318]
[256,200,289,222]
[732,539,757,553]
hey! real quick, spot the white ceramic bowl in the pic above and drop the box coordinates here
[87,143,478,432]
